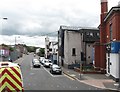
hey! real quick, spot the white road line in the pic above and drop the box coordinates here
[43,67,54,77]
[30,62,33,70]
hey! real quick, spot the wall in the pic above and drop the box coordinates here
[106,12,120,43]
[86,43,94,64]
[94,44,101,68]
[64,30,81,66]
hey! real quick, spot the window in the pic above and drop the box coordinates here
[97,33,99,36]
[86,32,90,36]
[90,33,93,36]
[49,48,52,51]
[110,24,112,41]
[72,48,76,56]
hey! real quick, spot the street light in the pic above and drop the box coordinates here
[0,17,7,62]
[0,17,8,34]
[0,17,7,20]
[15,36,20,45]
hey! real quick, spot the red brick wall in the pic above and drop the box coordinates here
[106,12,120,43]
[116,13,120,40]
[94,45,100,68]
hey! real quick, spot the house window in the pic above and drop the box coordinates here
[90,33,93,36]
[97,33,99,36]
[110,24,112,41]
[72,48,76,56]
[86,32,90,36]
[49,48,52,51]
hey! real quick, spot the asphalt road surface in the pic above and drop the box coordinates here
[15,53,105,91]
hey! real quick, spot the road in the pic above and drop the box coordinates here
[15,53,104,90]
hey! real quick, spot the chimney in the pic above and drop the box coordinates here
[100,0,108,23]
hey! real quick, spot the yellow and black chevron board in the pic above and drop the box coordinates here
[0,62,24,92]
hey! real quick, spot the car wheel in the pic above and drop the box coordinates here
[51,70,53,74]
[60,72,62,75]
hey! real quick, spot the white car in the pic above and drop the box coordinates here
[50,64,62,74]
[41,59,46,65]
[44,59,52,68]
[32,59,41,68]
[39,57,45,63]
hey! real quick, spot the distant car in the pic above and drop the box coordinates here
[41,59,46,65]
[44,59,52,68]
[50,64,62,74]
[39,57,45,63]
[34,54,36,57]
[32,59,41,68]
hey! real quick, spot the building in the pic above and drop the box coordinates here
[94,0,120,79]
[49,41,58,64]
[58,26,99,68]
[45,36,50,59]
[0,45,10,61]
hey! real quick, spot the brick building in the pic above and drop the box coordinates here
[94,0,120,74]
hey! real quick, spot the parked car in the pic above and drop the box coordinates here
[39,57,45,63]
[44,59,52,68]
[41,58,46,65]
[50,64,62,74]
[32,59,41,68]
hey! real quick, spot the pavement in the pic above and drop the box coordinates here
[62,67,120,91]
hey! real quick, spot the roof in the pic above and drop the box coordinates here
[59,25,99,31]
[104,6,120,22]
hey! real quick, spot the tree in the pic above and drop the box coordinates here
[37,48,45,57]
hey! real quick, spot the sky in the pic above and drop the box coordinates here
[0,0,120,47]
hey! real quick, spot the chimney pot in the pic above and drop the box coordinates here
[101,0,107,3]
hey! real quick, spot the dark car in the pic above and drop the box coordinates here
[50,64,62,74]
[32,59,41,68]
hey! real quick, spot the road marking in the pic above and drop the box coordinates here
[64,74,75,80]
[43,67,54,77]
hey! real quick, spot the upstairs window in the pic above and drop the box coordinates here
[90,33,93,36]
[97,33,99,36]
[110,24,113,41]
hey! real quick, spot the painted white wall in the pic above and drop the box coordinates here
[45,37,49,58]
[86,43,93,64]
[110,53,119,78]
[64,30,82,65]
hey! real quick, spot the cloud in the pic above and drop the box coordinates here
[0,0,102,36]
[0,0,119,46]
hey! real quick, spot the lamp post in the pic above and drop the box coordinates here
[0,17,7,33]
[3,18,8,20]
[15,36,20,46]
[0,17,7,62]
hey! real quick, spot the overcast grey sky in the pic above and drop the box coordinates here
[0,0,120,47]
